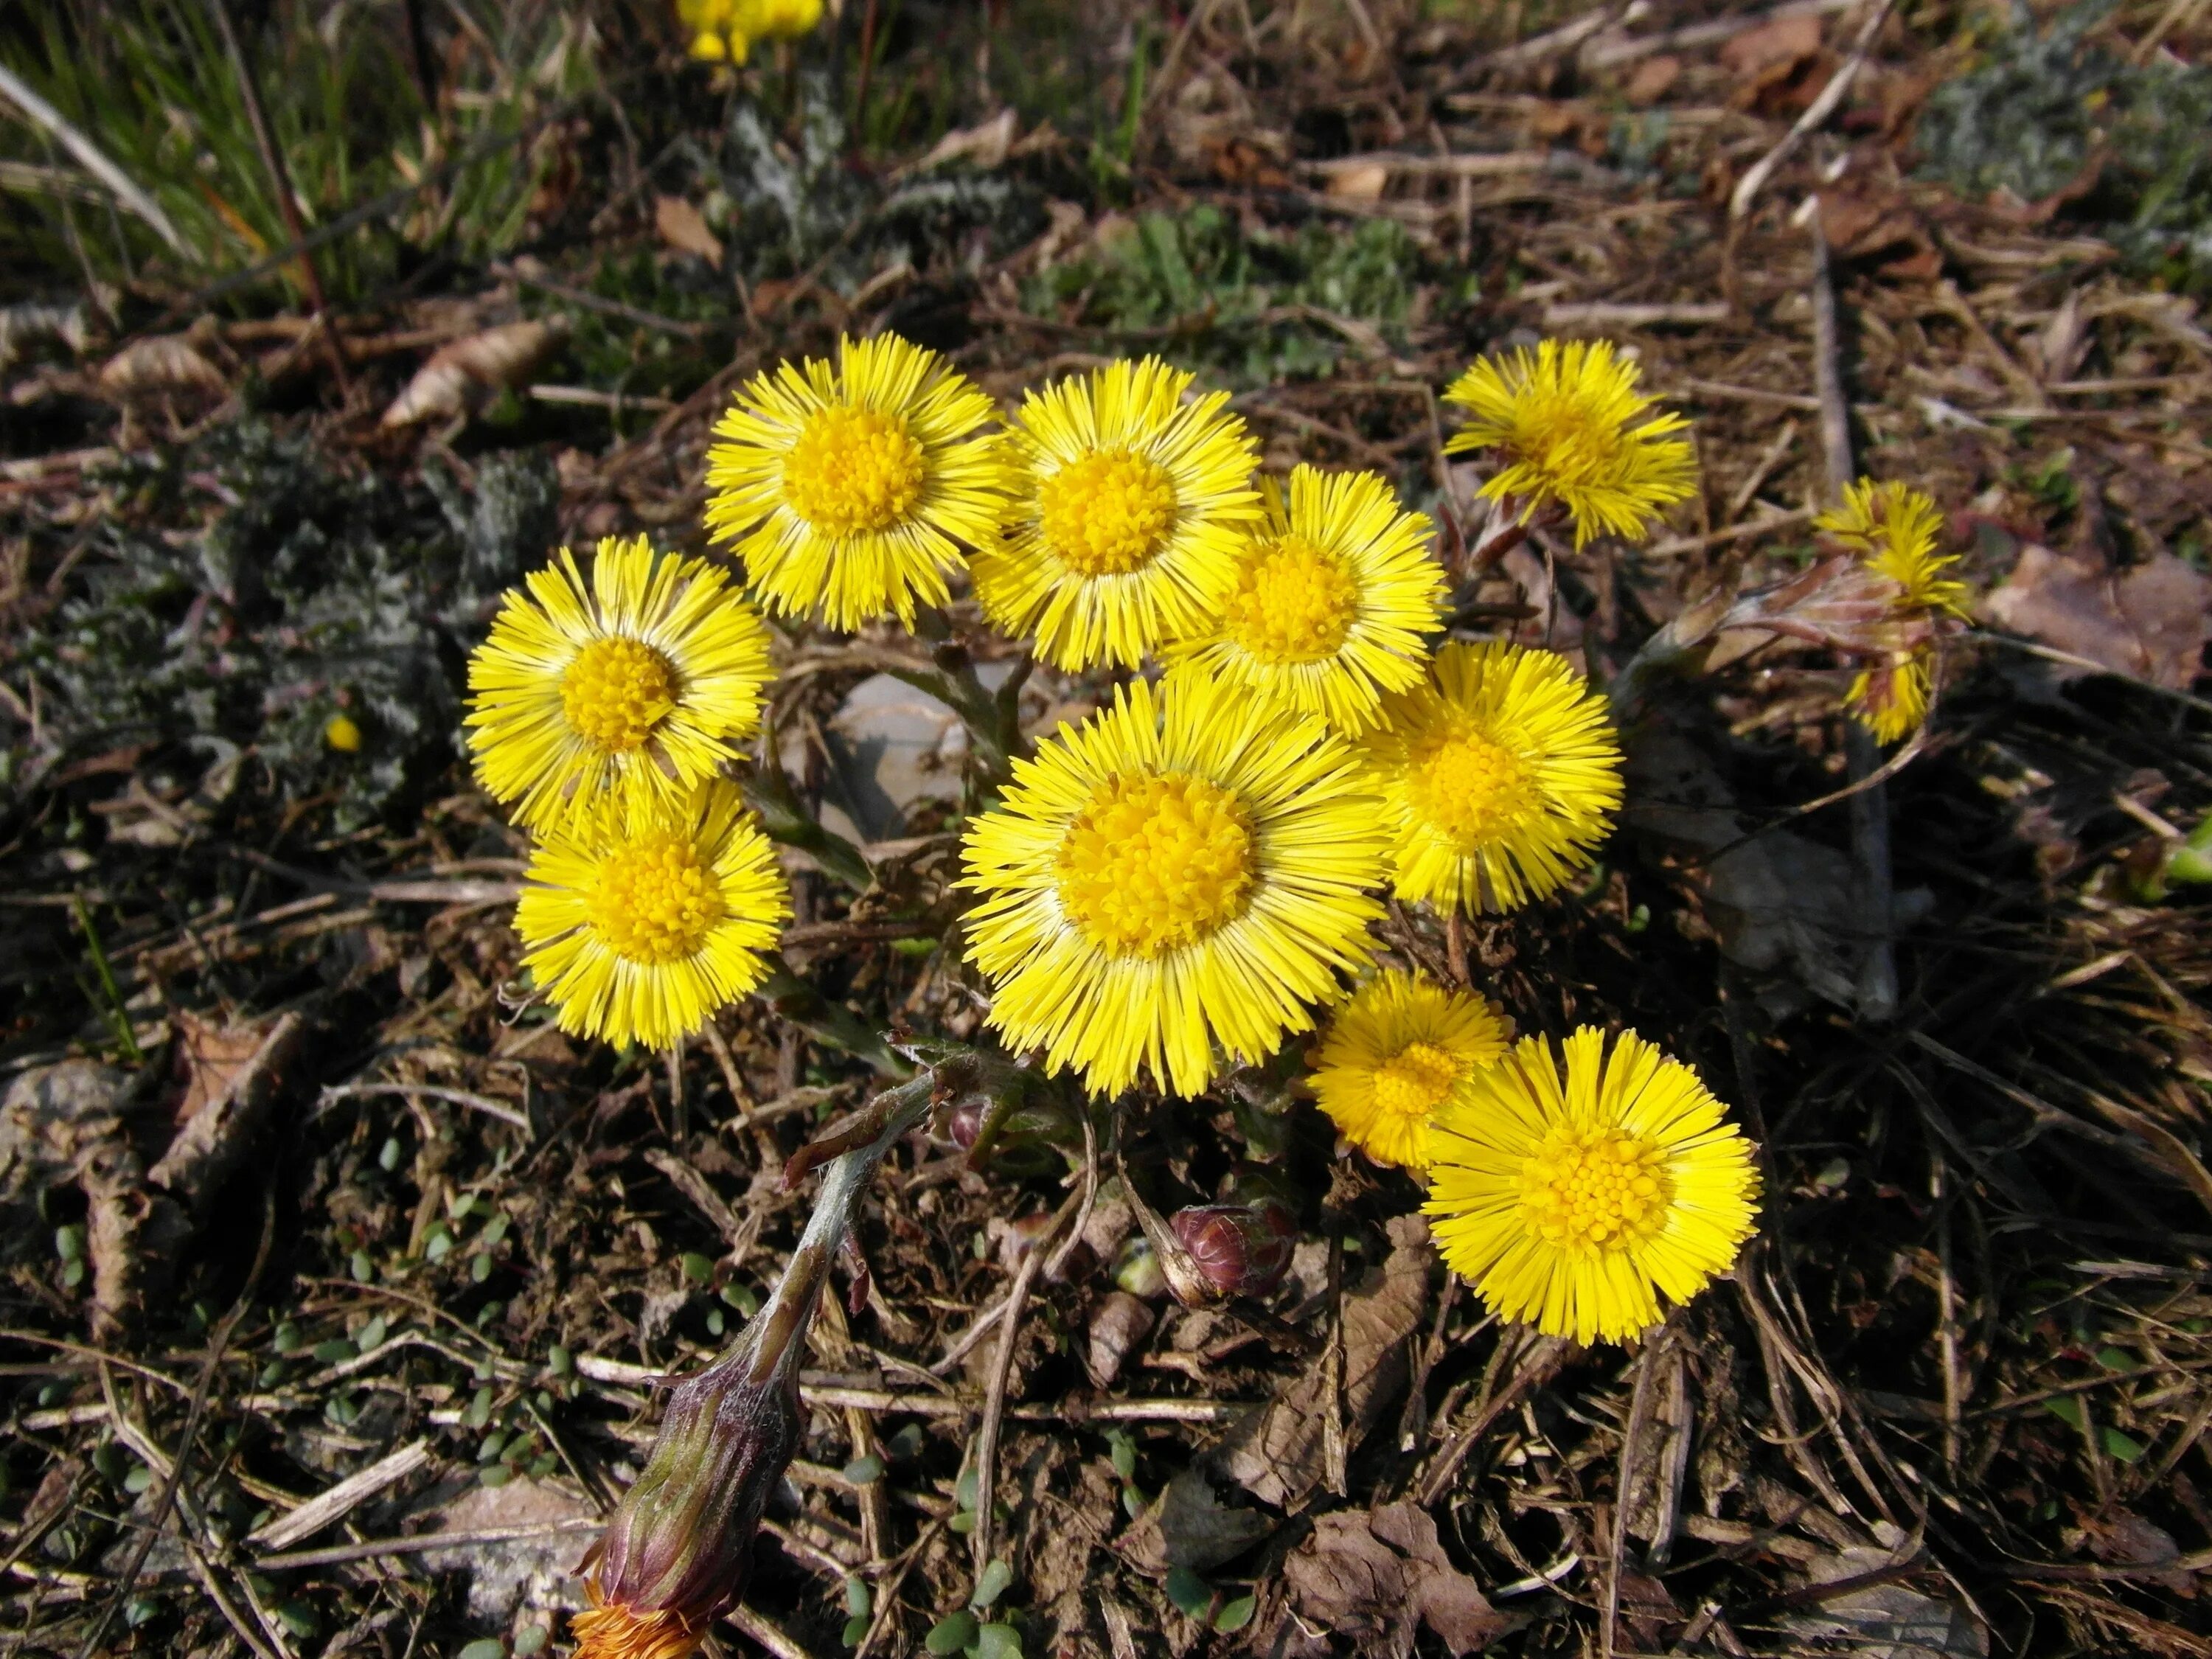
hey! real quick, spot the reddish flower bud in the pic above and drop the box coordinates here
[573,1244,824,1659]
[1167,1200,1298,1304]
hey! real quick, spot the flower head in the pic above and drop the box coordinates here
[1816,479,1966,617]
[961,675,1385,1098]
[1846,653,1930,745]
[1425,1027,1759,1345]
[1362,641,1622,913]
[467,538,773,831]
[1312,969,1511,1172]
[973,358,1259,669]
[1164,465,1446,732]
[679,0,821,61]
[705,333,1009,630]
[516,781,790,1050]
[1443,338,1696,549]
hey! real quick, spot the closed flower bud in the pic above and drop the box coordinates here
[573,1247,825,1659]
[1166,1200,1298,1304]
[938,1064,1081,1176]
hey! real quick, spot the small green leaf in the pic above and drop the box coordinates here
[1214,1595,1256,1633]
[956,1468,980,1512]
[271,1321,302,1354]
[456,1641,505,1659]
[124,1465,153,1495]
[356,1315,387,1352]
[1107,1430,1137,1484]
[426,1230,453,1263]
[2096,1347,2141,1374]
[378,1136,402,1172]
[841,1615,871,1648]
[548,1344,574,1377]
[975,1624,1023,1659]
[2045,1395,2086,1431]
[275,1601,320,1639]
[1121,1486,1147,1520]
[55,1225,86,1262]
[924,1611,978,1655]
[844,1578,872,1618]
[706,1309,725,1338]
[947,1509,975,1534]
[1164,1566,1212,1618]
[349,1250,375,1284]
[2103,1427,2146,1462]
[478,1431,508,1464]
[60,1258,86,1290]
[467,1386,495,1429]
[844,1455,886,1486]
[479,1464,512,1487]
[123,1596,161,1628]
[513,1627,549,1657]
[721,1281,759,1315]
[313,1339,356,1365]
[971,1557,1014,1610]
[480,1214,510,1248]
[470,1251,493,1283]
[680,1252,714,1286]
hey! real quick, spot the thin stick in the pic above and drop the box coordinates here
[1729,0,1896,221]
[1933,1155,1962,1471]
[318,1082,532,1134]
[970,1236,1050,1573]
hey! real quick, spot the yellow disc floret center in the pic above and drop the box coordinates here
[782,406,928,535]
[561,637,681,754]
[1038,449,1179,577]
[1057,772,1255,957]
[1371,1040,1462,1119]
[1407,727,1536,846]
[1518,1125,1673,1252]
[585,830,727,965]
[1223,533,1362,664]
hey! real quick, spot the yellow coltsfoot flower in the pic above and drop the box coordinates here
[1312,969,1510,1172]
[1443,338,1696,549]
[467,537,773,832]
[973,357,1259,669]
[1425,1026,1760,1345]
[961,675,1386,1099]
[1815,479,1964,746]
[1165,465,1447,732]
[704,333,1009,630]
[1363,641,1622,913]
[516,781,790,1051]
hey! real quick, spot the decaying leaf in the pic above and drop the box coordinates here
[1086,1289,1155,1388]
[148,1009,310,1214]
[1283,1502,1512,1655]
[1784,1543,1986,1659]
[380,319,565,428]
[904,108,1019,175]
[1983,543,2212,691]
[172,1010,274,1127]
[98,333,226,398]
[1217,1214,1432,1508]
[654,195,725,267]
[1117,1467,1273,1575]
[1719,13,1824,81]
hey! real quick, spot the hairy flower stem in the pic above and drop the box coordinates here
[902,606,1033,794]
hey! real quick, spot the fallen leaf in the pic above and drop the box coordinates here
[1086,1290,1155,1388]
[411,1476,599,1622]
[1325,162,1391,201]
[98,334,226,398]
[904,108,1019,175]
[1719,13,1823,80]
[1217,1214,1432,1508]
[1284,1503,1512,1655]
[1624,55,1681,106]
[148,1009,310,1214]
[1982,543,2212,690]
[171,1012,273,1127]
[1118,1467,1273,1575]
[653,195,724,267]
[380,319,564,428]
[1784,1545,1986,1659]
[2079,1506,2191,1595]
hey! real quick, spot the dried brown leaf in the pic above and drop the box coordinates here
[1217,1214,1432,1508]
[1085,1289,1155,1388]
[380,319,563,428]
[98,334,226,398]
[1983,543,2212,691]
[1284,1502,1511,1655]
[1116,1467,1273,1575]
[653,195,725,267]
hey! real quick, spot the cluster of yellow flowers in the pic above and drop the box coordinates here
[676,0,821,63]
[462,331,1775,1343]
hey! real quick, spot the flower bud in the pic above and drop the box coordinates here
[571,1242,827,1659]
[1168,1200,1298,1303]
[938,1065,1081,1177]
